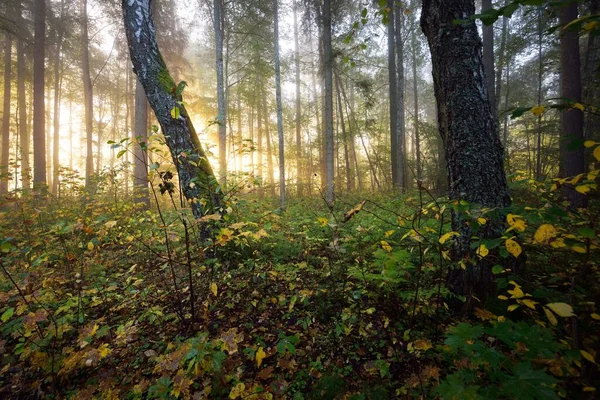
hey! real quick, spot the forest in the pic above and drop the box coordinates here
[0,0,599,398]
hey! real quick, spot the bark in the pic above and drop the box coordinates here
[81,0,94,187]
[322,0,334,206]
[482,0,496,116]
[387,1,399,188]
[535,6,543,180]
[558,2,586,209]
[1,34,11,195]
[495,3,509,115]
[33,0,46,191]
[256,77,263,196]
[17,33,29,191]
[52,0,66,195]
[133,78,149,206]
[394,1,406,189]
[335,71,353,192]
[411,16,421,183]
[214,0,227,187]
[121,0,222,218]
[583,0,599,143]
[421,0,512,299]
[273,0,286,210]
[293,0,302,196]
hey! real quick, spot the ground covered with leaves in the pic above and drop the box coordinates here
[0,174,599,399]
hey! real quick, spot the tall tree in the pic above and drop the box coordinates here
[0,34,11,195]
[482,0,496,116]
[52,0,66,195]
[395,1,406,188]
[322,0,334,206]
[387,0,400,188]
[558,2,586,209]
[421,0,511,298]
[410,12,421,183]
[33,0,46,191]
[121,0,222,219]
[17,1,29,192]
[293,0,302,196]
[81,0,94,187]
[214,0,227,187]
[273,0,286,210]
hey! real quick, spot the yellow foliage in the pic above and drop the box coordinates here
[531,105,545,116]
[256,346,266,368]
[438,231,459,244]
[506,214,526,232]
[476,244,489,258]
[533,224,557,245]
[505,239,522,258]
[546,303,575,317]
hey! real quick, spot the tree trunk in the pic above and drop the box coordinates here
[81,0,94,188]
[133,78,149,207]
[33,0,46,191]
[17,34,29,192]
[411,16,421,183]
[535,6,543,180]
[256,78,263,196]
[395,1,406,189]
[293,0,302,196]
[52,0,66,195]
[335,72,353,192]
[495,1,509,115]
[387,1,399,188]
[322,0,334,206]
[583,0,599,143]
[558,2,586,209]
[421,0,512,299]
[122,0,222,218]
[214,0,227,187]
[0,35,11,195]
[482,0,496,117]
[273,0,286,210]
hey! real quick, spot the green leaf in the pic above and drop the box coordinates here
[1,307,14,322]
[171,106,180,119]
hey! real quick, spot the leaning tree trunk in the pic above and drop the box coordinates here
[421,0,512,300]
[121,0,222,218]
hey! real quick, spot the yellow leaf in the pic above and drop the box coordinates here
[531,105,545,116]
[170,106,180,119]
[439,231,459,244]
[256,346,266,368]
[533,224,557,245]
[317,217,328,226]
[583,21,598,31]
[584,140,597,148]
[581,350,597,365]
[594,146,600,162]
[507,214,526,232]
[87,241,94,251]
[583,387,597,392]
[508,304,520,312]
[546,303,575,317]
[98,343,111,358]
[477,217,487,225]
[505,239,522,258]
[573,103,585,112]
[210,282,218,297]
[498,295,509,300]
[521,299,537,310]
[413,339,432,351]
[229,383,245,399]
[384,230,395,238]
[576,184,591,194]
[476,244,489,258]
[544,307,558,326]
[591,313,600,320]
[572,245,587,254]
[381,241,392,252]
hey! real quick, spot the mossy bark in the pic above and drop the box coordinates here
[421,0,512,300]
[122,0,222,218]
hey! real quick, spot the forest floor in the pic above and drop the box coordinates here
[0,179,598,399]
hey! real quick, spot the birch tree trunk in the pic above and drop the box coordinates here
[214,0,227,187]
[121,0,222,218]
